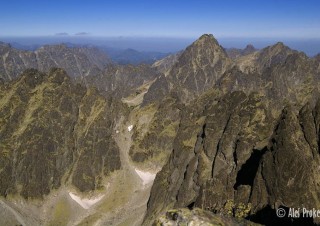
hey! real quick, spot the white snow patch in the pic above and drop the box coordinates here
[69,192,105,209]
[128,125,133,132]
[116,130,119,134]
[135,169,156,186]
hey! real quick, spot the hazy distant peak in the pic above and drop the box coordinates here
[244,44,256,51]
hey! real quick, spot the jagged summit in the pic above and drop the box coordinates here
[165,34,232,102]
[235,41,296,74]
[143,34,232,104]
[188,33,223,53]
[198,33,215,39]
[195,33,219,44]
[267,41,291,53]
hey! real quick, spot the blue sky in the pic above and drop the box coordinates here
[1,0,320,39]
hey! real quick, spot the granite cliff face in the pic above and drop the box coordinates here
[0,68,121,198]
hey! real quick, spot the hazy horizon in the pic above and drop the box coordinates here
[1,35,320,56]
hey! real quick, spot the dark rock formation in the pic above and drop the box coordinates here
[144,96,320,225]
[249,103,320,224]
[0,68,121,198]
[143,91,275,225]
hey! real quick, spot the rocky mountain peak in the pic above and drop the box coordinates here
[195,34,219,45]
[188,33,226,57]
[164,34,232,102]
[235,41,295,74]
[243,44,256,54]
[264,42,292,57]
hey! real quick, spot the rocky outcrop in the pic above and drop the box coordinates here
[143,91,320,225]
[249,103,320,224]
[0,68,121,198]
[143,91,275,225]
[154,208,261,226]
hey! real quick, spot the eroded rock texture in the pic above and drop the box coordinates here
[0,68,121,198]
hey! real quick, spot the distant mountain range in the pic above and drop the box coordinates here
[0,42,110,80]
[6,41,171,66]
